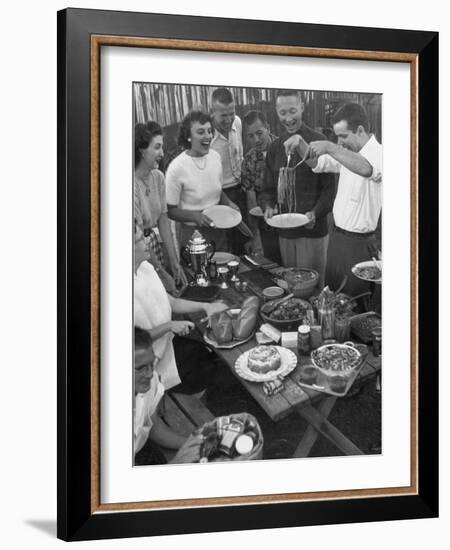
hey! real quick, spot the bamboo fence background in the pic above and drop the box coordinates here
[133,82,381,168]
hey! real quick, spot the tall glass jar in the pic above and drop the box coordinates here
[321,308,335,341]
[297,324,311,355]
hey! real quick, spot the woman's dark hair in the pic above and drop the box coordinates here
[331,103,370,133]
[134,121,163,166]
[177,110,213,149]
[134,326,153,352]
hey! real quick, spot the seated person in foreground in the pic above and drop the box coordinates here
[134,327,203,464]
[134,223,228,393]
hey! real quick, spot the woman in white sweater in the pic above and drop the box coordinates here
[166,110,239,252]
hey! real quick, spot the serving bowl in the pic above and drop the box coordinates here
[283,268,319,299]
[311,342,362,378]
[260,296,312,329]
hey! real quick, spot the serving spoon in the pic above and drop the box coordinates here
[263,293,294,315]
[371,256,382,271]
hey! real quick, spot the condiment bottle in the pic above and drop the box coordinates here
[297,324,311,355]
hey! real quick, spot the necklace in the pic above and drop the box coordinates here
[135,171,153,196]
[190,154,208,170]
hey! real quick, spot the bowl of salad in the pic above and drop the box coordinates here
[282,268,319,299]
[311,342,362,378]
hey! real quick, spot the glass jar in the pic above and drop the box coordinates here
[321,308,335,341]
[334,316,351,342]
[297,324,311,355]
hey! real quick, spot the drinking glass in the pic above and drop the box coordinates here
[217,266,229,289]
[334,316,351,342]
[227,260,239,282]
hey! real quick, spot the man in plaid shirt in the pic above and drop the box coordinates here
[241,110,280,261]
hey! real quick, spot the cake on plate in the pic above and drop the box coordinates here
[247,345,282,374]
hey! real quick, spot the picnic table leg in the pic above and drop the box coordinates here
[295,401,365,456]
[293,396,337,458]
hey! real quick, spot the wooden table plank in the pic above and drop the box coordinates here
[293,396,337,458]
[296,402,364,456]
[191,311,298,421]
[186,257,381,452]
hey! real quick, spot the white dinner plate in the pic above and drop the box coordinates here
[266,213,309,229]
[234,346,297,383]
[203,205,242,229]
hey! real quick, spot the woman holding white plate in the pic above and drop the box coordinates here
[166,110,240,252]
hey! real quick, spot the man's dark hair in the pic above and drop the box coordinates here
[134,326,152,351]
[177,110,213,149]
[331,102,370,133]
[243,110,268,127]
[211,87,234,105]
[275,89,304,102]
[134,121,163,166]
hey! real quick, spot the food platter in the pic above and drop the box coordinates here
[352,260,382,283]
[203,204,242,229]
[204,327,255,349]
[265,213,309,229]
[234,346,297,382]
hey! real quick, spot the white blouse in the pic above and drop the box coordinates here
[165,150,223,211]
[134,261,181,389]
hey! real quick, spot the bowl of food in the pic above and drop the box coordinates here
[352,260,382,283]
[260,296,312,329]
[311,342,362,379]
[350,312,382,343]
[282,268,319,299]
[262,286,284,301]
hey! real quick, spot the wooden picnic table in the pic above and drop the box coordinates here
[186,256,381,457]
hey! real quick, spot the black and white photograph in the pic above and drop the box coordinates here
[133,82,383,466]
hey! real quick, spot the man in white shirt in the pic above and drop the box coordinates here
[210,87,247,254]
[284,102,382,297]
[133,327,203,464]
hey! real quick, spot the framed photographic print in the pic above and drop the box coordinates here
[57,8,438,541]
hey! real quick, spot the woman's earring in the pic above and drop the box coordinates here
[187,138,191,142]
